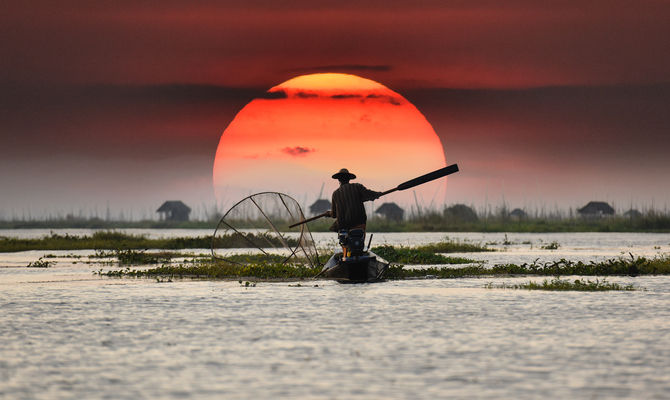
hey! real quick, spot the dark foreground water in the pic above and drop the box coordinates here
[1,231,670,399]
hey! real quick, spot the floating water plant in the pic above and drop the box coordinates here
[26,257,54,268]
[541,241,560,250]
[95,252,670,281]
[114,249,174,265]
[371,245,477,264]
[485,278,639,291]
[414,240,492,253]
[0,231,296,252]
[98,261,321,280]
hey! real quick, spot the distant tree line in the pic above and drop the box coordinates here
[2,201,669,232]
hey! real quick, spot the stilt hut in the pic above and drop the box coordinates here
[375,202,405,222]
[309,199,331,215]
[157,201,191,222]
[577,201,615,217]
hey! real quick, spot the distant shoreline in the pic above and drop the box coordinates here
[1,216,669,233]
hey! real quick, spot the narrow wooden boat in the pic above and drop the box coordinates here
[316,228,388,283]
[320,250,389,283]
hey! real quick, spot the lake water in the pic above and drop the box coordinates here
[1,230,669,399]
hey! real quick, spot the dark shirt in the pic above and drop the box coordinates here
[331,183,382,231]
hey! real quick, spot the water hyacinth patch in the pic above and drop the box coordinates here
[26,257,54,268]
[485,278,639,291]
[96,254,670,281]
[0,231,295,252]
[414,240,492,253]
[98,261,321,280]
[371,245,477,265]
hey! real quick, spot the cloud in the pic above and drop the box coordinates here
[365,93,403,105]
[289,64,392,73]
[259,90,288,99]
[331,94,362,99]
[296,91,318,98]
[282,146,315,156]
[328,93,403,105]
[261,89,320,100]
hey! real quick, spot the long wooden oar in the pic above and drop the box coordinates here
[379,163,459,196]
[289,163,459,228]
[289,211,330,228]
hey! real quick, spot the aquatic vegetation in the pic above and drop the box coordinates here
[371,245,477,264]
[97,253,670,281]
[540,241,560,250]
[502,234,512,246]
[492,254,670,276]
[415,240,492,253]
[114,249,174,265]
[384,264,489,279]
[388,254,670,280]
[485,278,638,291]
[214,252,330,267]
[98,261,321,280]
[26,257,54,268]
[287,283,320,287]
[3,207,670,232]
[0,231,295,252]
[222,253,290,264]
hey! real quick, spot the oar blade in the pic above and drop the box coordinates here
[396,164,459,191]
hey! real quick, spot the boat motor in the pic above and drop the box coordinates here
[338,229,366,259]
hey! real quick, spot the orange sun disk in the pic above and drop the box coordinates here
[213,73,448,209]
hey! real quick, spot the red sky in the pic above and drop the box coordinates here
[2,1,670,218]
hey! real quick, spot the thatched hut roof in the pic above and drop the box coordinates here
[443,204,478,222]
[375,202,404,221]
[623,209,642,218]
[157,201,191,214]
[309,199,331,215]
[510,208,527,218]
[578,201,615,216]
[156,201,192,222]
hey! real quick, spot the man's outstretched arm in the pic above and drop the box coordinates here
[358,184,383,202]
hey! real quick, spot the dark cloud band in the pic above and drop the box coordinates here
[288,65,392,73]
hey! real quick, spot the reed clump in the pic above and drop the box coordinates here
[3,205,670,232]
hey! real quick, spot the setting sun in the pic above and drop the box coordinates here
[213,73,448,208]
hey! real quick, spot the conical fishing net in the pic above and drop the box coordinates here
[211,192,319,267]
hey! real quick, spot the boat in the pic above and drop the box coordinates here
[319,229,389,283]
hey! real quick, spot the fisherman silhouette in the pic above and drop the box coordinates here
[327,168,382,233]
